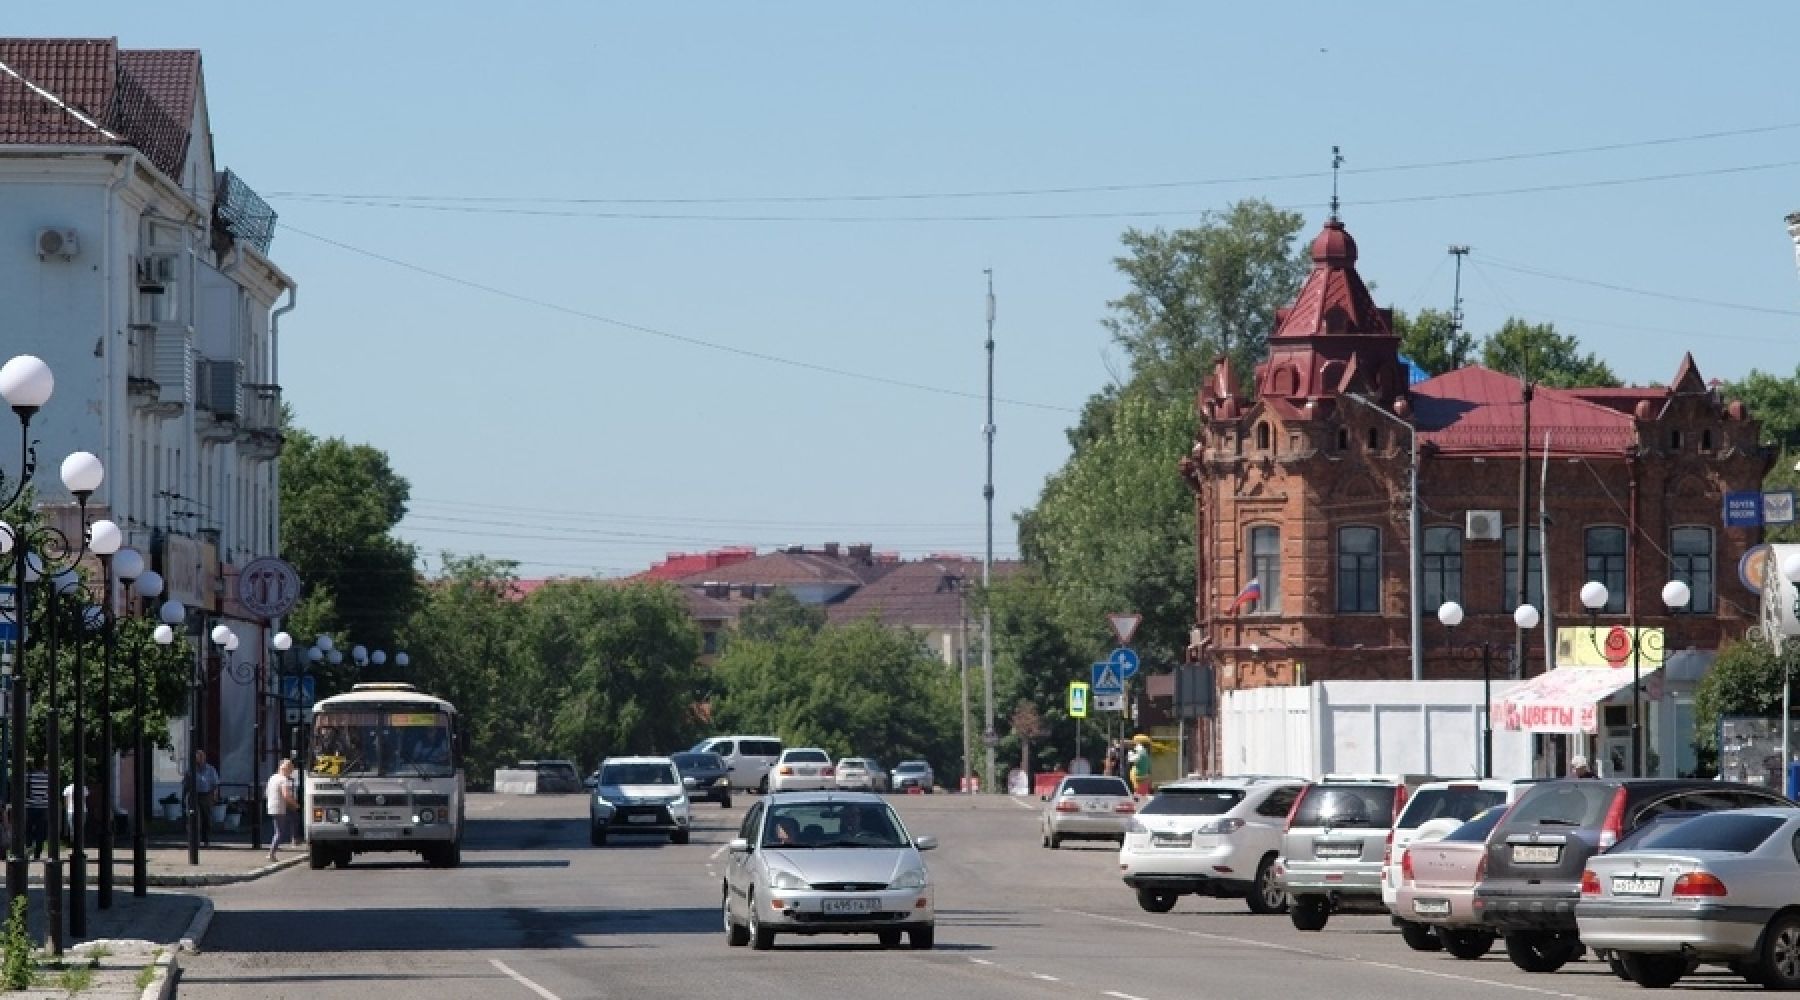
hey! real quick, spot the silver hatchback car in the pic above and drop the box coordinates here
[723,792,937,951]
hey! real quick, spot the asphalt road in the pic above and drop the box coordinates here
[178,791,1756,999]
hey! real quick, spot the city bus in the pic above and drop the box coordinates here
[304,682,466,869]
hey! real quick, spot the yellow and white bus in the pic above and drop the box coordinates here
[304,683,466,868]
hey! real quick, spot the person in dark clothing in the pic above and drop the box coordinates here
[24,759,48,860]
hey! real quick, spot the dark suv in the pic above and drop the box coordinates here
[1473,779,1793,973]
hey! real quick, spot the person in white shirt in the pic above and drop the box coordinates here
[63,782,88,844]
[265,758,299,860]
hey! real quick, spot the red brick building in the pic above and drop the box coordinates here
[1180,218,1770,758]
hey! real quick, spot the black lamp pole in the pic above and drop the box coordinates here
[69,598,89,939]
[130,637,146,896]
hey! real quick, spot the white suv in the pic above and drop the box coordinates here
[1382,778,1536,951]
[768,748,835,792]
[1119,776,1306,915]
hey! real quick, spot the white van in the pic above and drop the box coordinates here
[690,735,784,793]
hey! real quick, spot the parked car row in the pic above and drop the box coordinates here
[1105,771,1800,989]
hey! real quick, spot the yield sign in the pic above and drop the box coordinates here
[1107,612,1141,647]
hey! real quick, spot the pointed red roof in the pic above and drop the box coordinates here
[1272,219,1393,340]
[1255,218,1404,405]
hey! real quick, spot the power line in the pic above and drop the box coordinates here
[265,119,1800,207]
[406,496,986,529]
[1478,254,1800,318]
[282,225,1078,414]
[275,159,1800,223]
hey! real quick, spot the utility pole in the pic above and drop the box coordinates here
[1448,245,1470,337]
[1515,371,1535,682]
[982,270,998,794]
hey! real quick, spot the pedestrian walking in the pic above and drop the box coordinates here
[62,781,88,844]
[1128,734,1152,797]
[24,758,48,860]
[265,758,299,860]
[1568,754,1595,779]
[193,750,220,845]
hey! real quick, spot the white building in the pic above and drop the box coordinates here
[0,38,295,804]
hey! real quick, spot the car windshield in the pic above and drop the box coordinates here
[1397,787,1508,828]
[1441,805,1508,843]
[786,750,829,763]
[1506,782,1616,828]
[1060,777,1132,797]
[1612,812,1787,854]
[763,802,906,849]
[600,763,677,785]
[671,753,722,771]
[897,763,928,773]
[1291,785,1395,828]
[1140,788,1243,816]
[311,707,453,778]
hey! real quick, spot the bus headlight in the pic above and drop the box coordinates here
[326,808,341,823]
[418,808,436,824]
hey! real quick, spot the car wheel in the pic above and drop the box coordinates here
[1503,930,1580,973]
[332,849,353,869]
[1246,855,1288,914]
[446,841,461,868]
[1619,951,1687,989]
[1608,954,1633,981]
[1762,912,1800,989]
[724,885,749,947]
[1437,928,1495,961]
[748,890,775,951]
[1399,920,1443,952]
[308,843,329,870]
[672,828,691,845]
[1047,833,1062,850]
[877,929,902,948]
[1289,895,1330,932]
[590,823,607,847]
[1135,889,1177,914]
[908,926,935,950]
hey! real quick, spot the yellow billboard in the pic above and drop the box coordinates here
[1554,626,1666,668]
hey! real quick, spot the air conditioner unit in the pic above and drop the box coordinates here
[1465,510,1503,541]
[196,359,242,419]
[36,228,79,260]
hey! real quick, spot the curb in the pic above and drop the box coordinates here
[145,854,306,888]
[138,946,180,1000]
[177,895,214,954]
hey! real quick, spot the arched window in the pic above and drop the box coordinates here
[1336,428,1349,451]
[1255,422,1272,451]
[1248,526,1281,614]
[1367,427,1380,451]
[1421,526,1462,612]
[1336,526,1381,613]
[1670,526,1714,613]
[1583,526,1627,613]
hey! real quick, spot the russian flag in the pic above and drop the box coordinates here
[1227,578,1262,614]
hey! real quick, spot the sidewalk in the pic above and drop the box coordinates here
[5,829,301,998]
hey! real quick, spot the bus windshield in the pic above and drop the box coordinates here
[312,706,454,778]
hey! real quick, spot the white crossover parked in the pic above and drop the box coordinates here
[1119,776,1306,914]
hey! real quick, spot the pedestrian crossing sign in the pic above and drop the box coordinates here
[1068,681,1089,719]
[1091,661,1123,694]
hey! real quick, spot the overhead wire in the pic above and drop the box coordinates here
[1478,255,1800,318]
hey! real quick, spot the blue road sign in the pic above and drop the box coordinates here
[0,585,17,643]
[1110,647,1140,680]
[1724,491,1763,527]
[281,675,316,709]
[1091,661,1123,695]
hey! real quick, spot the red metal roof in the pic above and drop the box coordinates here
[633,547,757,582]
[1410,366,1637,457]
[1271,219,1394,341]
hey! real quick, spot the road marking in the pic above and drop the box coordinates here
[1057,910,1597,1000]
[1032,972,1060,981]
[1009,796,1037,811]
[967,957,995,966]
[1104,992,1149,1000]
[710,844,729,859]
[490,959,561,1000]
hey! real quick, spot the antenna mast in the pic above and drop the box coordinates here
[1448,245,1470,335]
[982,270,997,795]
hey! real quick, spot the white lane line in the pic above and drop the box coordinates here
[1009,796,1037,810]
[1104,992,1149,1000]
[710,844,729,860]
[968,957,996,966]
[1032,972,1060,981]
[490,959,561,1000]
[1057,910,1597,1000]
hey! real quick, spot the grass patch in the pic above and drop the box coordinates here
[133,948,163,991]
[54,962,94,993]
[83,943,111,961]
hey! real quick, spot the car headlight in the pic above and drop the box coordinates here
[889,868,927,890]
[714,777,729,787]
[768,869,809,891]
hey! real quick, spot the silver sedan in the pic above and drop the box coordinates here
[1576,807,1800,988]
[1041,774,1136,848]
[722,791,936,951]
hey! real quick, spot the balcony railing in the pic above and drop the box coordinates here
[240,383,281,434]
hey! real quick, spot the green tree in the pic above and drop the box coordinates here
[1479,318,1620,388]
[280,423,421,652]
[711,620,956,773]
[1692,636,1786,777]
[1103,199,1308,401]
[1394,307,1474,377]
[987,573,1091,771]
[734,590,825,643]
[1017,385,1196,669]
[1725,366,1800,544]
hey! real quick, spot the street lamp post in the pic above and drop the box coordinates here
[1579,579,1692,778]
[1436,601,1541,778]
[67,596,104,938]
[185,623,238,865]
[104,547,150,904]
[1780,554,1800,783]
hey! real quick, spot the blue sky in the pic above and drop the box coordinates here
[18,3,1800,577]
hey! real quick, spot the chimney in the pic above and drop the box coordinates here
[848,543,872,563]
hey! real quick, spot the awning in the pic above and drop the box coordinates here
[1492,664,1664,734]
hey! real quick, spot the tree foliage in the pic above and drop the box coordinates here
[709,619,956,771]
[280,424,421,651]
[733,590,825,644]
[1692,636,1785,777]
[1394,307,1474,378]
[1725,366,1800,544]
[1479,318,1620,388]
[987,573,1095,771]
[1102,200,1308,402]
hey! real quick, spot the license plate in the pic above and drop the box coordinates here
[1085,801,1111,812]
[1412,898,1451,916]
[362,829,400,839]
[1315,843,1361,859]
[1612,876,1663,897]
[1511,845,1561,864]
[1152,834,1192,848]
[628,814,657,824]
[821,898,878,914]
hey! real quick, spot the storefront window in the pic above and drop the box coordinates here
[1673,699,1699,778]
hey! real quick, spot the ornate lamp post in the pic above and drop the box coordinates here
[102,546,150,904]
[1436,600,1541,778]
[1579,579,1692,777]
